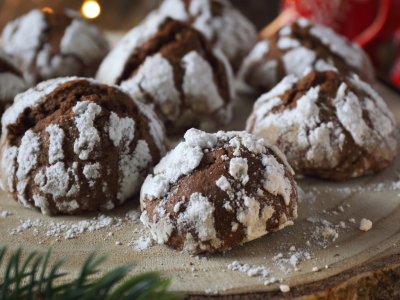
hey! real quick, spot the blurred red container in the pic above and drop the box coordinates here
[281,0,378,41]
[391,28,400,87]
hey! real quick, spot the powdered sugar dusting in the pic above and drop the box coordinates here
[60,18,108,66]
[310,25,363,69]
[140,210,174,244]
[282,47,316,77]
[41,162,70,198]
[249,85,321,151]
[32,194,50,214]
[1,77,167,214]
[315,58,337,72]
[1,146,18,192]
[239,19,372,94]
[133,236,154,251]
[182,51,225,113]
[277,37,300,50]
[1,9,47,85]
[253,75,298,107]
[141,128,296,252]
[279,25,292,35]
[238,40,270,80]
[134,99,168,156]
[16,130,41,181]
[2,9,108,85]
[157,0,257,67]
[0,72,26,101]
[46,124,65,164]
[333,83,367,146]
[228,261,271,278]
[216,175,231,192]
[118,140,152,201]
[106,112,135,147]
[247,70,397,178]
[8,212,139,241]
[120,53,181,121]
[297,17,311,27]
[141,141,204,200]
[95,14,166,84]
[262,154,292,205]
[73,101,102,160]
[333,80,396,150]
[83,162,101,181]
[2,77,93,134]
[237,197,275,241]
[157,0,189,21]
[229,158,249,185]
[178,193,220,252]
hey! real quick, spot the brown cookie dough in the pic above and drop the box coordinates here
[0,50,27,133]
[238,18,375,95]
[0,77,169,214]
[1,9,109,86]
[246,70,397,181]
[152,0,258,72]
[140,129,298,254]
[96,17,234,134]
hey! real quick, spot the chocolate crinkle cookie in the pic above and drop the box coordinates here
[152,0,258,72]
[0,50,27,132]
[96,16,234,134]
[238,18,375,95]
[246,70,397,181]
[1,9,109,86]
[140,129,298,254]
[0,77,169,214]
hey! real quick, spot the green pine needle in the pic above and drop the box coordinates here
[0,244,182,300]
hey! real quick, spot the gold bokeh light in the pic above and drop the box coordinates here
[41,7,54,13]
[81,1,100,19]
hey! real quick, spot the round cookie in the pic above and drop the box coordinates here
[153,0,258,72]
[0,77,169,214]
[140,129,298,254]
[1,9,109,86]
[0,50,27,132]
[238,18,375,95]
[96,17,234,134]
[246,70,397,181]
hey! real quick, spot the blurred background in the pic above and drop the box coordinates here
[0,0,399,87]
[0,0,280,31]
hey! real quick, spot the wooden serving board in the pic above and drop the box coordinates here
[1,83,400,299]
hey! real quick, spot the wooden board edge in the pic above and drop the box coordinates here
[183,253,400,300]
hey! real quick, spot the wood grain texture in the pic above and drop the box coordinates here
[184,253,400,299]
[1,84,400,300]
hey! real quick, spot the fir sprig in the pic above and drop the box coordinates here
[0,244,182,300]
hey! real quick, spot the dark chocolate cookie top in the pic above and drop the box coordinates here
[239,18,375,94]
[246,70,397,180]
[0,77,168,214]
[140,129,298,253]
[1,9,109,86]
[154,0,258,72]
[96,16,234,133]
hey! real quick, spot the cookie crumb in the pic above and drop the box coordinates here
[359,218,372,231]
[280,285,290,293]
